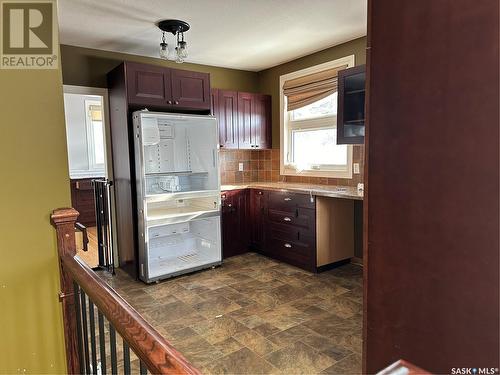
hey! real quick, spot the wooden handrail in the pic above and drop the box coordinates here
[52,208,201,375]
[62,254,200,375]
[377,360,430,374]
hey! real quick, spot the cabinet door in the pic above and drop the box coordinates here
[253,94,272,149]
[221,190,249,258]
[218,90,239,149]
[250,189,267,251]
[237,92,256,149]
[171,69,211,110]
[337,65,365,144]
[126,62,172,107]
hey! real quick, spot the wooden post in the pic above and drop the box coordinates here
[51,208,81,375]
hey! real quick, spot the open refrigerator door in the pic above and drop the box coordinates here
[133,111,221,282]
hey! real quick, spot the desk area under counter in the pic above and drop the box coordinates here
[220,182,364,272]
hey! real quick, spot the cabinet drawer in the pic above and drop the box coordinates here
[268,208,314,231]
[268,222,315,245]
[267,236,313,265]
[268,191,315,211]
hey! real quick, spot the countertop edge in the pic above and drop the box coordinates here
[221,183,364,201]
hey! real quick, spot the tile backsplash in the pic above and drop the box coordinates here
[220,146,364,186]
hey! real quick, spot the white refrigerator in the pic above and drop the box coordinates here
[132,111,221,283]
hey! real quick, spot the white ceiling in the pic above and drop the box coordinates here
[58,0,367,72]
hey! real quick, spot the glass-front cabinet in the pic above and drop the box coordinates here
[133,111,221,282]
[337,65,366,144]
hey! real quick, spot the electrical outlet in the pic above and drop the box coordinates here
[238,162,244,171]
[353,163,360,174]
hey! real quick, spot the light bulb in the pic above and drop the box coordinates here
[175,47,184,63]
[159,42,169,59]
[178,41,188,59]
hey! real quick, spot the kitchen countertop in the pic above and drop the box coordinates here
[221,182,363,200]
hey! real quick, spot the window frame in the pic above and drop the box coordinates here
[280,55,355,178]
[84,99,105,172]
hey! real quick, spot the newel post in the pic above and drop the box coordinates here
[51,208,81,375]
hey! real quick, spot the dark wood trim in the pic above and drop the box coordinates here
[51,208,81,375]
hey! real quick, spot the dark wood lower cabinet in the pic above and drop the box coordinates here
[222,188,346,272]
[221,189,250,258]
[249,189,267,251]
[70,179,96,227]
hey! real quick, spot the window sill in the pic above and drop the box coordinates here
[281,165,352,179]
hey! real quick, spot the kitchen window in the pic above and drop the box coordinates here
[280,56,355,178]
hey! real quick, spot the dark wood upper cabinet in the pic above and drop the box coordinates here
[211,89,271,149]
[126,62,172,107]
[217,89,239,149]
[253,94,272,149]
[123,61,210,111]
[237,92,255,149]
[171,69,211,110]
[337,65,366,145]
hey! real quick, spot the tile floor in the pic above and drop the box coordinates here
[103,253,363,374]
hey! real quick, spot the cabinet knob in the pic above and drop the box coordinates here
[257,191,263,195]
[167,100,172,104]
[284,197,292,201]
[227,203,232,207]
[283,217,292,222]
[174,100,179,105]
[284,243,292,248]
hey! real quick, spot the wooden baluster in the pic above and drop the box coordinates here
[51,208,81,374]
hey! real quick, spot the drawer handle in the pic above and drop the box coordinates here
[284,197,292,201]
[283,217,292,222]
[284,243,292,248]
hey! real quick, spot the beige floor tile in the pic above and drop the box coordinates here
[265,341,336,374]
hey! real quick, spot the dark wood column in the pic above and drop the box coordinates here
[364,0,499,373]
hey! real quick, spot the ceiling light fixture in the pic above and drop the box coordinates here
[157,19,190,63]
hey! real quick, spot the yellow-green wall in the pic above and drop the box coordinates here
[0,6,70,375]
[61,44,260,92]
[258,37,367,148]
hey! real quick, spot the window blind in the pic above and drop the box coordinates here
[283,65,347,111]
